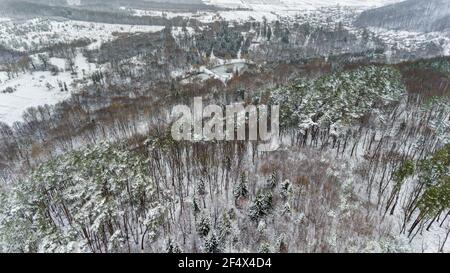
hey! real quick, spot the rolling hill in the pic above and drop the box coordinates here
[355,0,450,32]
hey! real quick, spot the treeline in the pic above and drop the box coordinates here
[1,91,447,252]
[0,53,337,173]
[1,0,199,27]
[0,40,449,252]
[0,45,25,66]
[0,39,92,81]
[0,142,165,253]
[249,20,386,64]
[0,134,401,252]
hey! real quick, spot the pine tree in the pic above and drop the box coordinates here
[0,142,165,253]
[280,180,291,199]
[204,233,221,253]
[192,198,201,215]
[197,179,207,208]
[234,173,248,200]
[166,238,182,253]
[218,212,231,243]
[196,215,211,238]
[281,29,290,44]
[267,26,272,41]
[266,170,279,189]
[249,191,273,221]
[259,242,272,253]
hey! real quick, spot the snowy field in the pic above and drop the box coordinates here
[0,71,72,125]
[0,52,98,125]
[0,18,167,125]
[0,18,165,52]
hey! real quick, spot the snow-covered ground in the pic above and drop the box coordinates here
[130,9,199,19]
[188,60,248,83]
[127,7,280,22]
[401,217,450,253]
[203,0,403,10]
[0,52,97,125]
[0,18,165,52]
[129,5,366,25]
[0,18,167,125]
[0,71,72,125]
[125,0,403,23]
[66,0,81,6]
[369,27,450,56]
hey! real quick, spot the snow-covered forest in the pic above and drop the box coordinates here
[0,0,448,253]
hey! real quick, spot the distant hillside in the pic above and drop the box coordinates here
[203,0,402,10]
[0,1,206,26]
[0,0,217,12]
[355,0,450,32]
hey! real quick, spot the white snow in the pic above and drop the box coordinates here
[131,9,198,19]
[369,27,450,56]
[125,0,404,23]
[0,18,165,52]
[66,0,81,6]
[0,72,72,125]
[203,0,403,10]
[0,18,166,125]
[0,52,97,125]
